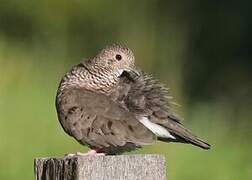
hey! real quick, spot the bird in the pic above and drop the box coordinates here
[55,44,210,155]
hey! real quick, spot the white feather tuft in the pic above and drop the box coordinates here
[139,117,175,139]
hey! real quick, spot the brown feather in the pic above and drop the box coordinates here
[110,70,211,150]
[56,87,156,154]
[55,44,210,155]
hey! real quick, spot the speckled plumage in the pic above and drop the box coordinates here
[56,44,210,155]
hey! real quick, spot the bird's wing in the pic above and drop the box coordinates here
[112,71,178,121]
[111,71,210,149]
[58,88,156,152]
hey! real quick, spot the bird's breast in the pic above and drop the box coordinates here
[85,74,119,94]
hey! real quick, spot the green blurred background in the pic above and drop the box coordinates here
[0,0,251,179]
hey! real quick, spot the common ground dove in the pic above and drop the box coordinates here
[56,44,210,155]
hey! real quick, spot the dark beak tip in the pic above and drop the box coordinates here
[120,69,139,81]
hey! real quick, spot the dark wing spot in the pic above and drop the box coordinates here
[68,106,78,115]
[128,125,134,132]
[87,127,91,136]
[107,121,112,129]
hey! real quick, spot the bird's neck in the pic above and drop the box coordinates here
[58,63,119,97]
[84,64,120,93]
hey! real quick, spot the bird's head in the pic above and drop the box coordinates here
[59,44,140,94]
[92,44,139,77]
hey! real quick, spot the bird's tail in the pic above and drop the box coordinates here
[158,120,211,150]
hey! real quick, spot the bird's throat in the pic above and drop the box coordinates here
[86,71,119,94]
[59,64,120,96]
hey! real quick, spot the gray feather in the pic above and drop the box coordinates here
[55,44,210,155]
[56,87,156,154]
[110,71,210,150]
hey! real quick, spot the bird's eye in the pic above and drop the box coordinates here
[115,54,122,61]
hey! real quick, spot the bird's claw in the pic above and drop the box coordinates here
[64,150,105,157]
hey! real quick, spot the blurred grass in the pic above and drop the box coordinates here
[0,41,251,180]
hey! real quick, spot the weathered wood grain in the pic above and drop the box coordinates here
[34,154,166,180]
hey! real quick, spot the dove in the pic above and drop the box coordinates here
[55,44,210,155]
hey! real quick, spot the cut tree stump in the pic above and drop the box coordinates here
[34,154,166,180]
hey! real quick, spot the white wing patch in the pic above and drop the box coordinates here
[139,117,175,139]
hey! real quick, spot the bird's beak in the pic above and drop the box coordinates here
[125,65,140,76]
[120,66,140,81]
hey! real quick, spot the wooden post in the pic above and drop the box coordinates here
[34,154,166,180]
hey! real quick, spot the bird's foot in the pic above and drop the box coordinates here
[76,150,105,156]
[65,150,105,157]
